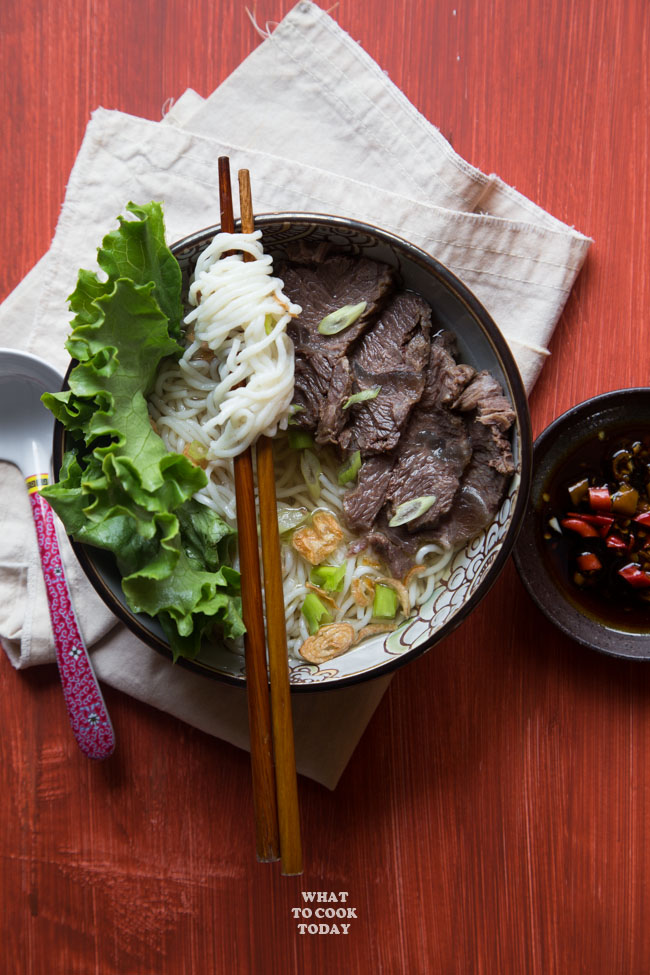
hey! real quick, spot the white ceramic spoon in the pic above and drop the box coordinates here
[0,349,114,759]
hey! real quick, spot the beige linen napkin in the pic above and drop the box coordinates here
[0,1,591,788]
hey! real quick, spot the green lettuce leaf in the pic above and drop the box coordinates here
[68,201,184,340]
[41,202,243,660]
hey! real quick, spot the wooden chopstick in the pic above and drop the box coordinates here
[239,169,303,877]
[218,157,279,863]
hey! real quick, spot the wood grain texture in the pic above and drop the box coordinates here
[257,434,303,877]
[1,0,650,972]
[220,156,280,864]
[240,165,302,877]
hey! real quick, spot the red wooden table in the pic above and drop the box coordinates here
[2,1,649,972]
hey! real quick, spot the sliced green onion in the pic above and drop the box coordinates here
[302,592,333,635]
[288,403,305,427]
[342,386,381,410]
[338,450,362,486]
[373,584,399,619]
[288,429,314,450]
[300,448,321,501]
[277,506,309,535]
[264,313,275,335]
[310,563,346,592]
[388,495,437,527]
[317,301,367,335]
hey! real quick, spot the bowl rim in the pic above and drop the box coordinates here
[513,386,650,660]
[54,211,532,690]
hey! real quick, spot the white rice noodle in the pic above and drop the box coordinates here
[152,230,301,461]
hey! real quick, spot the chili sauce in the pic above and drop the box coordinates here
[540,427,650,631]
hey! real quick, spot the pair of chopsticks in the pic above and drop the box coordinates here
[218,157,302,875]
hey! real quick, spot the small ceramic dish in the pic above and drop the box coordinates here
[514,388,650,660]
[54,213,532,689]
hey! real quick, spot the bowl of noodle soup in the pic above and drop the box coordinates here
[56,213,531,689]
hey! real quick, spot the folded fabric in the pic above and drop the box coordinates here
[0,0,590,788]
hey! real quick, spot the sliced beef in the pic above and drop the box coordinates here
[432,424,514,550]
[376,331,474,532]
[362,407,515,569]
[351,292,432,375]
[282,255,517,574]
[342,454,395,533]
[292,352,335,434]
[282,239,333,266]
[283,256,393,356]
[318,357,353,447]
[432,382,516,549]
[346,350,515,563]
[341,324,475,538]
[454,370,515,431]
[348,513,422,580]
[385,407,472,531]
[321,291,432,452]
[422,331,476,409]
[336,365,427,453]
[282,255,395,431]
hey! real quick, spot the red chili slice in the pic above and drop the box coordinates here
[618,563,650,588]
[560,517,599,538]
[588,487,612,512]
[634,511,650,526]
[576,553,602,571]
[567,512,615,529]
[605,533,628,550]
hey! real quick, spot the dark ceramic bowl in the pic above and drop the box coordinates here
[56,213,532,689]
[514,388,650,660]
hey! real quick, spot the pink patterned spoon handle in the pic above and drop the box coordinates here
[27,473,115,760]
